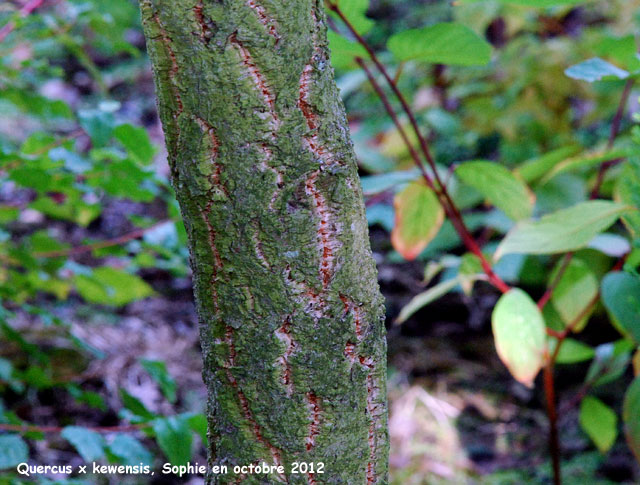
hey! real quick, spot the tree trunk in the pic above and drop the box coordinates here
[139,0,388,482]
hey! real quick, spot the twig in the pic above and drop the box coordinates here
[543,362,561,485]
[538,252,573,310]
[335,5,509,292]
[0,0,45,43]
[33,220,171,258]
[355,58,433,189]
[538,80,634,313]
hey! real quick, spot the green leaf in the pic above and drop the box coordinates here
[455,161,534,220]
[187,413,208,443]
[623,377,640,463]
[495,201,632,260]
[601,272,640,345]
[553,338,595,364]
[141,359,177,403]
[391,181,444,260]
[108,434,153,466]
[541,146,632,183]
[74,267,154,306]
[328,0,374,34]
[565,57,629,83]
[551,258,598,331]
[327,31,368,70]
[78,109,115,147]
[0,435,28,469]
[614,159,640,237]
[153,416,192,466]
[61,426,106,462]
[492,289,546,387]
[388,23,492,66]
[396,275,482,324]
[120,389,156,421]
[580,397,618,454]
[596,35,640,72]
[586,341,631,387]
[516,145,582,184]
[114,124,155,164]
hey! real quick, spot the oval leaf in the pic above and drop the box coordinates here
[388,23,492,66]
[553,338,595,364]
[495,201,632,260]
[580,396,618,454]
[565,57,629,83]
[61,426,105,462]
[391,181,444,260]
[108,434,153,466]
[614,159,640,237]
[551,258,598,331]
[395,275,486,324]
[455,161,534,220]
[623,377,640,463]
[492,288,546,387]
[153,416,193,466]
[0,435,28,469]
[601,272,640,345]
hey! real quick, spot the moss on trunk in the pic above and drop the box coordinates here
[139,0,388,482]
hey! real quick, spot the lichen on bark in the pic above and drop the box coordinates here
[139,0,388,482]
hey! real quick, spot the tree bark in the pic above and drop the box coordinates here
[139,1,388,483]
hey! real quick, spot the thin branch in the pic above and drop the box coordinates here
[34,220,171,258]
[590,78,634,199]
[539,80,634,312]
[0,0,45,43]
[607,79,634,149]
[538,252,573,310]
[543,363,561,485]
[548,255,627,363]
[335,5,509,292]
[355,58,434,190]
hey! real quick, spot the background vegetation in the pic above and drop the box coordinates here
[0,0,639,483]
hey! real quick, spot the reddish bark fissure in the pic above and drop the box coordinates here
[151,12,183,114]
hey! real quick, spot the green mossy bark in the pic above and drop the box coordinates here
[139,1,388,483]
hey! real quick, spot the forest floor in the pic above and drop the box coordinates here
[10,251,637,484]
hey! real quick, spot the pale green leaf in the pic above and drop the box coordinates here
[396,275,484,324]
[565,57,629,83]
[551,258,598,331]
[495,201,632,260]
[492,289,546,387]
